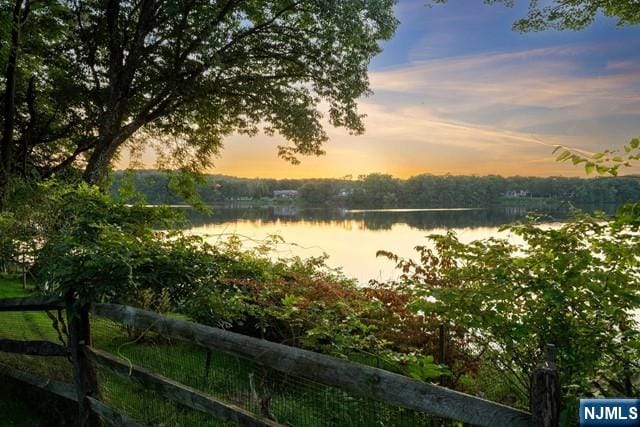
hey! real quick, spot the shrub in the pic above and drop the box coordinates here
[183,246,381,353]
[379,211,640,414]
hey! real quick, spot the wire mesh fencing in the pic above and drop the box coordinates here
[0,309,73,382]
[90,315,467,426]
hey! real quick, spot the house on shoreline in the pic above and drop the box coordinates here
[273,190,299,199]
[504,190,530,198]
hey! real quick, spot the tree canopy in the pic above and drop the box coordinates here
[0,0,397,198]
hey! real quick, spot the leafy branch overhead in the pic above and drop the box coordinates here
[429,1,640,32]
[553,138,640,176]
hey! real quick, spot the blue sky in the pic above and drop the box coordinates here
[375,1,640,69]
[130,1,640,178]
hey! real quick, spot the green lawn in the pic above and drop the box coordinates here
[0,276,31,297]
[0,277,452,426]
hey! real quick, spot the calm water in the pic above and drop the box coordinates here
[184,204,616,284]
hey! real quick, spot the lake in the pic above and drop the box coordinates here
[183,204,616,284]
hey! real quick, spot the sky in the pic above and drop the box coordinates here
[122,0,640,178]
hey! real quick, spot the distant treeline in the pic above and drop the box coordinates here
[111,170,640,208]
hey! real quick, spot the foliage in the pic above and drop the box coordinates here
[298,181,341,206]
[430,0,640,31]
[363,281,476,384]
[12,176,640,412]
[0,180,73,279]
[348,173,401,207]
[0,214,19,272]
[379,211,640,412]
[0,180,215,307]
[554,138,640,177]
[112,169,640,208]
[506,0,640,31]
[182,236,453,381]
[31,185,215,304]
[2,179,450,382]
[183,242,380,353]
[0,0,398,189]
[0,275,450,426]
[0,0,82,202]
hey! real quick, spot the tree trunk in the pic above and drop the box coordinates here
[82,121,137,186]
[0,0,26,204]
[20,75,37,177]
[82,140,119,186]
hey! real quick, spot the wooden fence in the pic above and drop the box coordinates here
[0,295,560,426]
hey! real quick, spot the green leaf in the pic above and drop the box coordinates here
[557,150,572,161]
[585,163,595,174]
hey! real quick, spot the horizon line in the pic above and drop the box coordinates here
[113,168,640,180]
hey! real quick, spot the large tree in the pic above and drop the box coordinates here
[0,0,397,194]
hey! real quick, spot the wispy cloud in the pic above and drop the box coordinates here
[366,41,640,152]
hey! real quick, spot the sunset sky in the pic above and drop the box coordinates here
[123,0,640,178]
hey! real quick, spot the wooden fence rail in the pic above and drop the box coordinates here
[0,362,141,427]
[0,295,65,311]
[0,338,70,356]
[0,296,131,427]
[0,296,560,427]
[0,362,78,402]
[93,303,533,427]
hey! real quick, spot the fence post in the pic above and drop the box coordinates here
[67,294,101,427]
[531,344,560,427]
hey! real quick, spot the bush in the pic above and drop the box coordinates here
[29,183,224,306]
[182,240,383,355]
[379,211,640,414]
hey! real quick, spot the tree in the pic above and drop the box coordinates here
[298,180,338,205]
[0,0,398,195]
[0,0,97,203]
[430,0,640,32]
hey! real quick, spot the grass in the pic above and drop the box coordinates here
[0,277,454,426]
[0,275,31,297]
[0,277,77,426]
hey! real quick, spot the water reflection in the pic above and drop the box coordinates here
[183,204,616,231]
[183,204,618,284]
